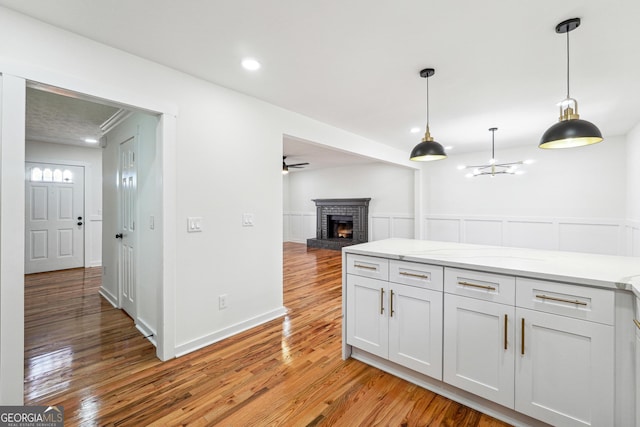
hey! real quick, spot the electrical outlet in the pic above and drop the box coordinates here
[219,294,228,310]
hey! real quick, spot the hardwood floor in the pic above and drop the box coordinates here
[24,242,511,426]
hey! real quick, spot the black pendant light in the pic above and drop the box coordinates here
[539,18,603,149]
[410,68,447,161]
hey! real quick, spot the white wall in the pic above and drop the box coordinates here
[25,140,103,266]
[0,5,413,400]
[284,162,415,242]
[423,137,632,255]
[626,122,640,256]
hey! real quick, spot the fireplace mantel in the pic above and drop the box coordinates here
[307,198,371,250]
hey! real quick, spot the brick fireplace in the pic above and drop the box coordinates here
[307,198,371,250]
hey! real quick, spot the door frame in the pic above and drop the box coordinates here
[0,67,178,404]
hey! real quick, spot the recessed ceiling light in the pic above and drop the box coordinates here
[444,146,453,150]
[84,138,98,144]
[410,127,421,133]
[241,58,261,71]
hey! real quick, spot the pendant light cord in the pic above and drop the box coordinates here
[491,129,495,160]
[425,75,430,128]
[566,29,571,99]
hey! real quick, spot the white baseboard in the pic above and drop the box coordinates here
[174,306,288,357]
[99,287,118,307]
[136,321,157,347]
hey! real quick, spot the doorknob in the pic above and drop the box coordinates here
[77,221,83,226]
[115,233,123,239]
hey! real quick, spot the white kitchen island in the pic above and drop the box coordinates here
[342,238,640,427]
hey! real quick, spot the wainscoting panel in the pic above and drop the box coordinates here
[505,220,555,250]
[286,213,637,257]
[371,216,390,241]
[283,212,316,244]
[426,218,460,243]
[631,222,640,257]
[558,221,621,255]
[370,215,415,241]
[426,215,635,257]
[392,216,415,239]
[464,219,503,246]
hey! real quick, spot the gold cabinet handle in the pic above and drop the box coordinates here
[521,318,525,356]
[535,294,587,306]
[355,263,377,271]
[504,314,508,350]
[634,319,640,330]
[380,288,385,315]
[390,290,395,317]
[400,271,429,279]
[458,281,496,291]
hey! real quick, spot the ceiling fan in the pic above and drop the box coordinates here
[282,156,309,174]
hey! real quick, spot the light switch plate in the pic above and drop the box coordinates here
[187,216,203,232]
[242,213,254,227]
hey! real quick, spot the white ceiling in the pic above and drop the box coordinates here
[26,87,121,147]
[6,1,640,168]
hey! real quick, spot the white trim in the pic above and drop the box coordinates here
[158,113,177,361]
[99,286,118,308]
[0,74,26,404]
[1,61,178,118]
[174,307,287,357]
[136,320,157,347]
[1,63,179,368]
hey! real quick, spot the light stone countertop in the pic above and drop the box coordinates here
[343,238,640,291]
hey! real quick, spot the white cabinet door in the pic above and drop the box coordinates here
[515,307,614,427]
[443,294,515,408]
[388,284,442,379]
[346,274,388,358]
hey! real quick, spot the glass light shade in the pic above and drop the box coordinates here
[539,118,603,149]
[410,140,447,161]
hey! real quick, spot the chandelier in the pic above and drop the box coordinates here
[458,128,532,178]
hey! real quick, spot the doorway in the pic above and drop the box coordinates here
[1,72,177,404]
[23,84,162,344]
[24,162,85,273]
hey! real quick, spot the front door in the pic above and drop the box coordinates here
[118,136,137,318]
[25,162,84,274]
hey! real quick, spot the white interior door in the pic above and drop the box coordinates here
[25,162,84,274]
[118,136,137,317]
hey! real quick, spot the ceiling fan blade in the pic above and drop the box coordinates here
[288,162,309,167]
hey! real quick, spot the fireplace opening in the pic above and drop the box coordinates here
[328,215,353,239]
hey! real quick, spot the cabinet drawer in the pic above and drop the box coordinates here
[346,254,389,280]
[515,278,614,325]
[445,267,515,305]
[389,260,443,291]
